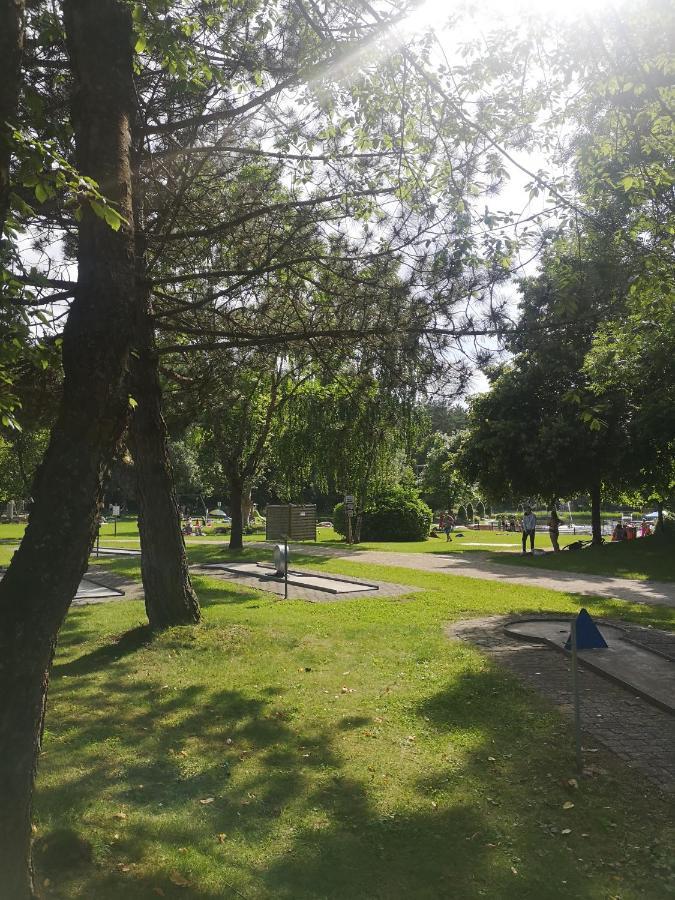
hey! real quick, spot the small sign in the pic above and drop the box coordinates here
[112,505,121,518]
[345,495,355,504]
[266,505,317,542]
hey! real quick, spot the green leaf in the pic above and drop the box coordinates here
[102,206,122,231]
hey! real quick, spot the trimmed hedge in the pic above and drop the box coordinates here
[333,486,432,542]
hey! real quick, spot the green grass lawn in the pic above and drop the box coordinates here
[492,531,675,583]
[267,526,585,555]
[3,518,671,583]
[33,560,674,899]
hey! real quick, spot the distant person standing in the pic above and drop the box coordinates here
[444,510,454,542]
[521,506,537,554]
[547,509,561,553]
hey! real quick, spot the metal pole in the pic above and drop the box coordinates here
[96,523,100,558]
[284,536,288,600]
[114,516,117,536]
[570,618,583,776]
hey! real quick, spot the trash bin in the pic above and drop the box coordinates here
[273,543,288,575]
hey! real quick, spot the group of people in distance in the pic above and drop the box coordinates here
[612,519,652,541]
[436,507,655,553]
[182,518,205,536]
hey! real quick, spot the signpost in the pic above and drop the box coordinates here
[265,505,317,599]
[344,494,355,545]
[570,618,583,776]
[111,504,121,536]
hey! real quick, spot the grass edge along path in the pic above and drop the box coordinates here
[490,531,675,583]
[34,565,674,899]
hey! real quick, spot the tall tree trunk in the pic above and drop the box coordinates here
[656,499,664,533]
[228,475,244,550]
[241,485,253,530]
[590,482,602,546]
[0,2,136,895]
[128,301,200,628]
[0,0,24,237]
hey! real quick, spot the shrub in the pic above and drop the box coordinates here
[333,502,348,537]
[333,486,432,542]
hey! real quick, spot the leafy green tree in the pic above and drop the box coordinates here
[584,287,675,528]
[459,232,635,544]
[419,432,475,515]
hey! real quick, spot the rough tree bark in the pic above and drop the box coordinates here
[128,294,201,628]
[227,472,245,550]
[0,0,25,237]
[0,2,136,895]
[590,482,602,546]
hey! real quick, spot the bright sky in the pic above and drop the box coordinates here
[398,0,617,395]
[408,0,614,33]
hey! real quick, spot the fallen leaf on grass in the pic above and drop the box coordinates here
[199,797,215,805]
[217,834,226,843]
[113,812,127,820]
[511,867,518,876]
[561,828,572,835]
[169,872,191,887]
[563,801,575,810]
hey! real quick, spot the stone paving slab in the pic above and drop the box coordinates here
[447,615,675,792]
[504,619,675,713]
[200,562,379,594]
[75,577,124,600]
[0,565,143,606]
[73,566,145,605]
[191,562,418,603]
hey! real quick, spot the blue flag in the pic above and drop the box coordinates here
[565,608,608,650]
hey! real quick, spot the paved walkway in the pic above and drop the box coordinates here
[448,616,675,792]
[266,545,675,608]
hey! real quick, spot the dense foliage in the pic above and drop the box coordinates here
[334,485,432,542]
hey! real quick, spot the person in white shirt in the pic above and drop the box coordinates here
[522,507,537,554]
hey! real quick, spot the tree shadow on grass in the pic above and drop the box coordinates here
[36,619,669,899]
[53,625,153,677]
[192,575,269,607]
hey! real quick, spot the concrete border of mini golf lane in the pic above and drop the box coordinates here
[504,617,675,715]
[190,561,419,603]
